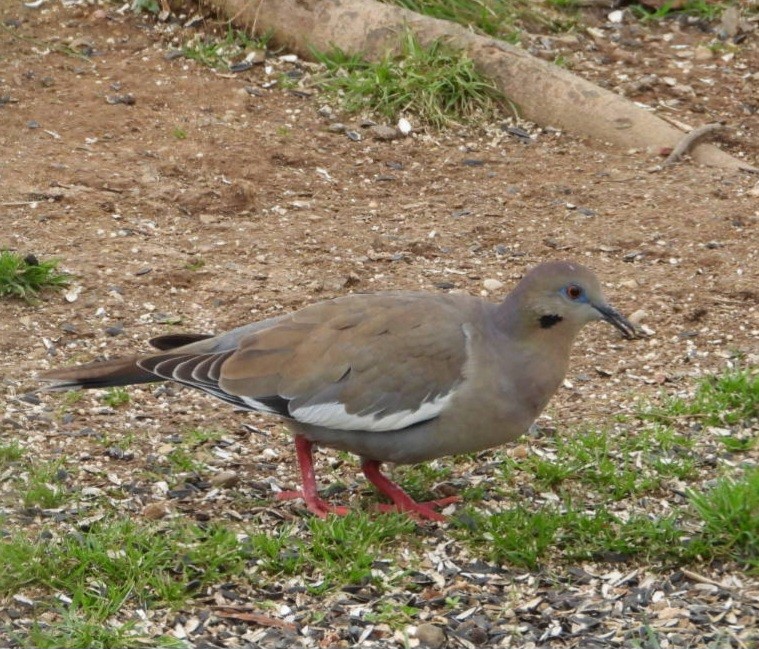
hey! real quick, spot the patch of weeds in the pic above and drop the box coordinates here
[184,427,225,447]
[364,599,420,626]
[24,611,146,649]
[393,462,452,501]
[0,518,249,646]
[275,125,293,137]
[0,440,24,464]
[385,0,575,40]
[641,369,758,428]
[312,31,504,129]
[131,0,160,15]
[546,0,582,8]
[99,431,135,452]
[505,425,697,500]
[62,390,84,407]
[182,26,272,71]
[455,505,560,568]
[172,127,187,140]
[101,387,130,408]
[0,251,70,302]
[689,469,759,572]
[166,448,205,473]
[22,460,68,508]
[248,526,304,575]
[248,512,415,591]
[719,435,756,453]
[306,512,415,590]
[184,258,205,271]
[631,0,728,22]
[456,504,700,569]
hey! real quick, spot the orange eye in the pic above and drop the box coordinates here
[566,285,583,300]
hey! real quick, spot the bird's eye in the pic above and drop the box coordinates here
[566,284,583,300]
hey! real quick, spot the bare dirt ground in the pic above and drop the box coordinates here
[1,0,758,647]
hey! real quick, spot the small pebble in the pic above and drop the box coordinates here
[143,501,171,520]
[210,471,240,488]
[628,309,647,325]
[483,278,504,292]
[370,125,399,141]
[415,623,446,649]
[104,324,124,337]
[105,93,136,105]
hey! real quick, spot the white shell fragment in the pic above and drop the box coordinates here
[397,117,412,135]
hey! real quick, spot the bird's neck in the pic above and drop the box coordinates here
[494,294,582,350]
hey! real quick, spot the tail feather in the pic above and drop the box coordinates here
[40,356,161,391]
[149,333,214,351]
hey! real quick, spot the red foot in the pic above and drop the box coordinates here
[276,489,350,517]
[362,460,459,522]
[279,436,350,518]
[375,496,461,521]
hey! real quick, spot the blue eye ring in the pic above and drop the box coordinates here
[564,284,584,301]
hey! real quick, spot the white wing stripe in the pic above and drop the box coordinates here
[290,392,453,432]
[240,396,280,414]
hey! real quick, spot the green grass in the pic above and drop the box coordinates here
[0,441,24,464]
[22,460,68,508]
[101,387,131,408]
[456,366,758,571]
[0,251,70,302]
[631,0,729,22]
[456,475,759,571]
[641,369,758,428]
[393,461,453,501]
[3,367,755,643]
[312,31,505,129]
[182,26,272,71]
[384,0,577,41]
[689,469,759,572]
[502,425,697,499]
[456,505,699,569]
[248,512,416,592]
[130,0,160,14]
[0,519,249,647]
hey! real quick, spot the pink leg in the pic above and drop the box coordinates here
[276,436,349,517]
[361,460,460,522]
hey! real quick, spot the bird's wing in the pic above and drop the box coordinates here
[141,293,472,432]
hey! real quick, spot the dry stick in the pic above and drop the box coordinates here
[664,123,726,166]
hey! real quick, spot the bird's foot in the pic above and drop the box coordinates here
[361,459,459,522]
[375,495,461,522]
[275,490,350,518]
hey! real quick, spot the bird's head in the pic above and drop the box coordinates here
[506,261,637,340]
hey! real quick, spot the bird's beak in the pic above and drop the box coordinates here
[593,303,637,339]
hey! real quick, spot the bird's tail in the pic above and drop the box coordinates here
[39,356,161,391]
[38,332,216,391]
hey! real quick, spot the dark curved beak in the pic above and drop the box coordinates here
[594,303,637,339]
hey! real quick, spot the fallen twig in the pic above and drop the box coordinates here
[664,123,726,166]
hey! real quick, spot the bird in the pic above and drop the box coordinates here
[40,260,636,521]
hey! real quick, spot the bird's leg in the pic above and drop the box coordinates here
[276,435,350,517]
[361,460,460,522]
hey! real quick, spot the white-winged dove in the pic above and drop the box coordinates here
[41,261,635,521]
